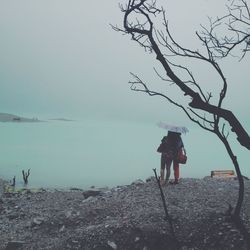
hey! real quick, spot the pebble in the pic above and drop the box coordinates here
[134,237,140,242]
[131,179,144,185]
[33,217,45,225]
[107,240,117,249]
[0,177,249,249]
[5,241,25,250]
[59,225,65,232]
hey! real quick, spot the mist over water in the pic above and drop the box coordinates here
[1,119,249,189]
[0,0,249,190]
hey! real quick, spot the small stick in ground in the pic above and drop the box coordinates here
[153,168,179,248]
[10,176,16,187]
[22,169,30,185]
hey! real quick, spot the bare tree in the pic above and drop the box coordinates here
[200,0,250,60]
[113,0,250,220]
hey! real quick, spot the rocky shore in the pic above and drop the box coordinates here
[0,177,250,250]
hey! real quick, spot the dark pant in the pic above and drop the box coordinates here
[161,153,179,180]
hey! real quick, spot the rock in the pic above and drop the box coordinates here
[81,196,93,203]
[107,240,117,249]
[65,210,73,218]
[230,229,239,233]
[70,187,83,191]
[0,178,250,249]
[5,241,25,249]
[32,217,45,225]
[203,176,211,180]
[82,190,101,199]
[59,225,65,232]
[86,225,98,231]
[7,213,19,220]
[131,179,144,185]
[65,210,80,218]
[98,186,109,191]
[134,236,140,242]
[146,176,155,182]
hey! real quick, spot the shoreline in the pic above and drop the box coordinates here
[1,175,247,196]
[0,175,223,193]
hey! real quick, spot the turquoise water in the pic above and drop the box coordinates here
[0,120,249,189]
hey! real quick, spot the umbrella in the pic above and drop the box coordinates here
[157,121,189,134]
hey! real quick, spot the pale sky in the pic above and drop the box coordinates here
[0,0,249,125]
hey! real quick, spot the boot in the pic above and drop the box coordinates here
[174,178,179,184]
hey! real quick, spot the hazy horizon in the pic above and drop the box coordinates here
[0,0,249,122]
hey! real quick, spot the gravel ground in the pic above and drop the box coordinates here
[0,177,250,250]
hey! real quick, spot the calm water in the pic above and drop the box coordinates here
[0,120,249,189]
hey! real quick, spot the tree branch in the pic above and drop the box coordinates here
[119,0,250,149]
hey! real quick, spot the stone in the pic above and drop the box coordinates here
[131,179,144,185]
[134,237,140,242]
[33,217,45,225]
[6,241,25,250]
[59,225,65,232]
[7,213,19,220]
[70,187,83,191]
[107,241,117,249]
[146,176,155,182]
[82,190,101,199]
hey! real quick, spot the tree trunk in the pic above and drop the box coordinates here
[217,133,244,218]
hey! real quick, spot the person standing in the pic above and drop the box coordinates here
[157,131,184,185]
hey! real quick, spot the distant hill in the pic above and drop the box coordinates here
[0,113,42,123]
[49,118,74,122]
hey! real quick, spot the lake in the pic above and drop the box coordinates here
[0,119,249,189]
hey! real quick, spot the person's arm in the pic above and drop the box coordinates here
[157,143,163,153]
[178,137,184,149]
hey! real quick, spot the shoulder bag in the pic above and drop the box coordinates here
[176,147,187,164]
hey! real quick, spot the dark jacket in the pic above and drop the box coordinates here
[157,135,184,156]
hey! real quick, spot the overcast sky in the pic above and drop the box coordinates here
[0,0,249,126]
